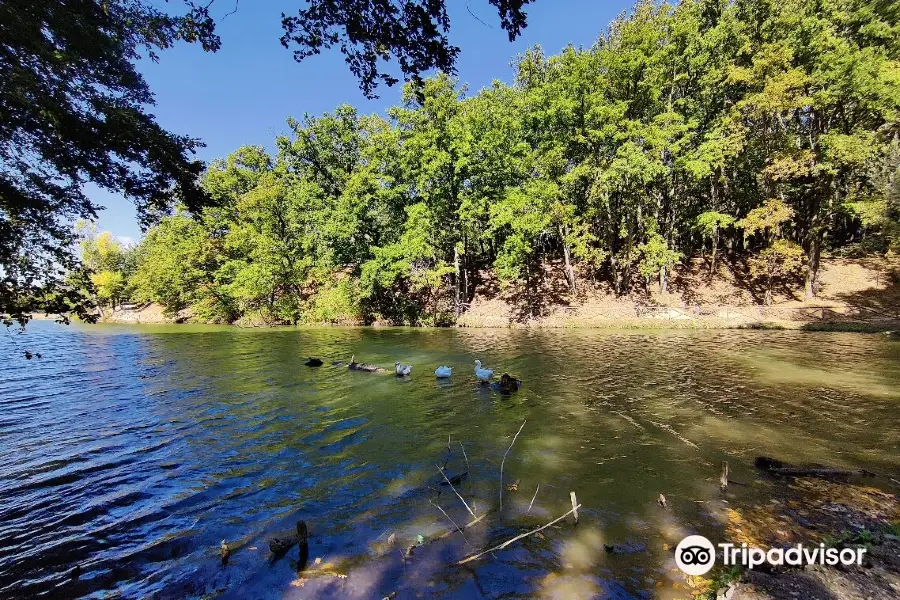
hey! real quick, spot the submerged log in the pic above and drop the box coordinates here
[270,520,309,561]
[348,355,385,372]
[755,456,875,479]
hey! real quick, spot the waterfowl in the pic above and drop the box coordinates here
[348,355,384,372]
[395,362,412,377]
[269,520,309,558]
[474,360,494,383]
[220,540,231,565]
[304,358,323,367]
[434,365,452,378]
[496,373,522,393]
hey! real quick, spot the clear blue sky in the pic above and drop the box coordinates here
[94,0,634,243]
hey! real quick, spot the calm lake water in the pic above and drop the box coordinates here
[1,323,898,599]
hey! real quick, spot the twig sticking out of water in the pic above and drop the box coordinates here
[500,420,527,511]
[458,441,470,475]
[457,502,582,565]
[526,485,540,515]
[720,462,729,492]
[570,491,579,524]
[433,512,489,541]
[438,465,476,519]
[430,500,473,548]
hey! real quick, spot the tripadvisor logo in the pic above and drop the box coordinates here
[675,535,867,576]
[675,535,716,575]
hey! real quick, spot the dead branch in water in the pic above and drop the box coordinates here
[500,420,527,511]
[430,500,473,548]
[755,456,876,479]
[438,465,477,519]
[433,511,489,542]
[527,485,540,515]
[570,491,579,523]
[458,502,582,565]
[720,462,729,492]
[458,441,469,475]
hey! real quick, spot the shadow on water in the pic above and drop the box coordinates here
[0,323,898,598]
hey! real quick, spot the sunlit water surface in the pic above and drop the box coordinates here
[1,323,898,599]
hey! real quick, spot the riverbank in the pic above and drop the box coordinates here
[97,256,900,331]
[695,475,900,600]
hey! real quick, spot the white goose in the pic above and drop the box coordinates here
[395,362,412,377]
[434,365,452,378]
[474,360,494,383]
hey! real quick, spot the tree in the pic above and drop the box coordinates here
[76,221,130,308]
[280,0,535,98]
[747,238,805,304]
[696,211,736,274]
[1,0,220,327]
[129,214,233,321]
[59,0,900,326]
[637,227,683,294]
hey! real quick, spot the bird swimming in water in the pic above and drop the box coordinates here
[474,360,494,383]
[434,365,452,378]
[395,362,412,376]
[495,373,522,393]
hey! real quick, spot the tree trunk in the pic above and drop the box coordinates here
[804,229,821,300]
[559,225,576,296]
[454,245,461,319]
[659,265,668,294]
[710,223,719,275]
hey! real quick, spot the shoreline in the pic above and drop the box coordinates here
[93,307,900,333]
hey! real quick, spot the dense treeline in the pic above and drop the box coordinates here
[83,0,900,325]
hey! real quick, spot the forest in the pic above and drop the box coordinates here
[77,0,900,326]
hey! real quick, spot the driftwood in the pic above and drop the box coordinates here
[348,355,385,372]
[269,521,309,568]
[526,485,540,515]
[457,502,581,565]
[438,466,476,519]
[500,420,527,510]
[755,456,876,479]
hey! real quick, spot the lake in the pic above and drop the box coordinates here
[1,323,898,599]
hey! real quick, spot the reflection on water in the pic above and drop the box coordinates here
[0,323,897,599]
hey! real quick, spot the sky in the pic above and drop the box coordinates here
[94,0,634,243]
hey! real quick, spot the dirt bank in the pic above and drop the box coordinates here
[696,477,900,600]
[100,302,191,324]
[99,256,900,330]
[458,256,900,330]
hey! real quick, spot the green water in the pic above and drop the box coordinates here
[1,324,897,599]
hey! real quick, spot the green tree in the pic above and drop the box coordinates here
[747,238,806,304]
[696,211,736,274]
[1,0,219,327]
[129,214,233,321]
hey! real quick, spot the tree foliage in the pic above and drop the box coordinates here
[60,0,900,325]
[1,0,221,327]
[280,0,534,97]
